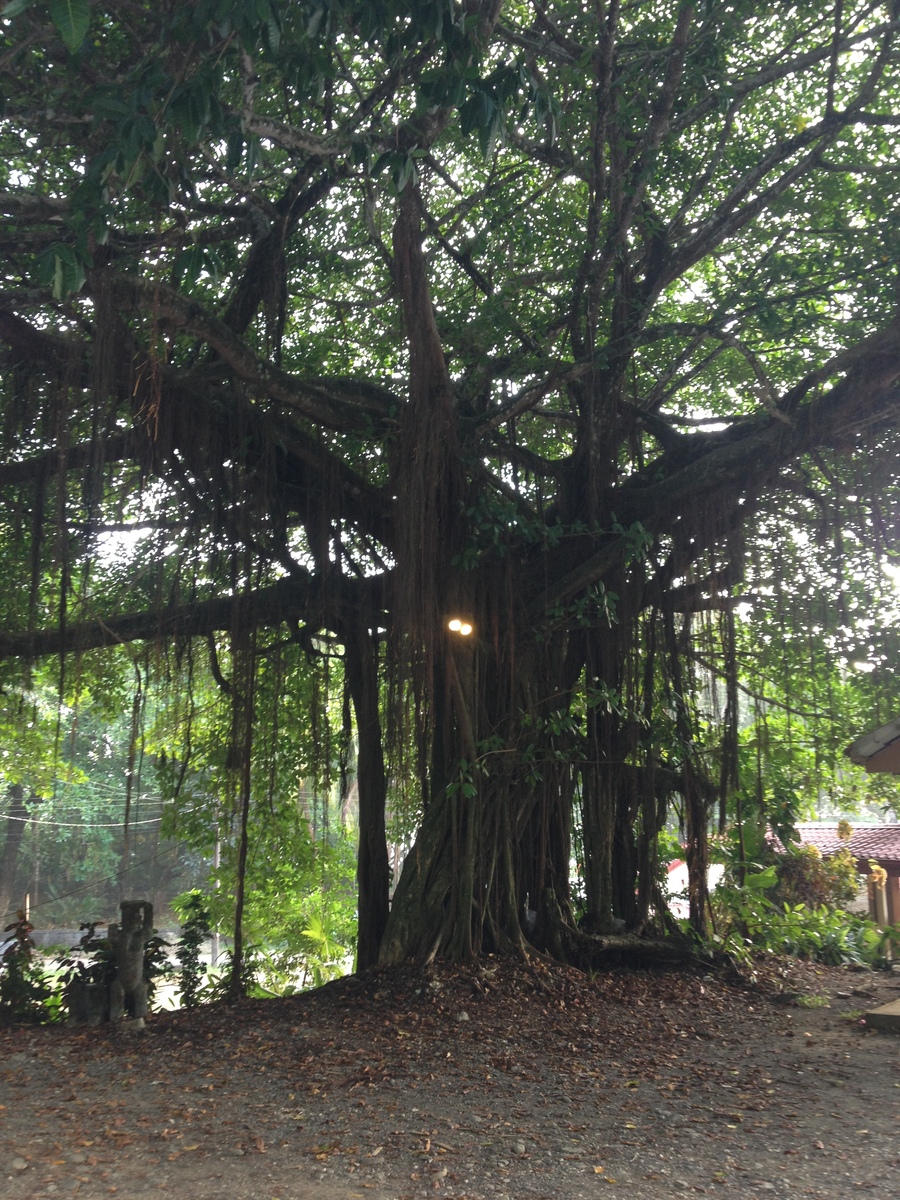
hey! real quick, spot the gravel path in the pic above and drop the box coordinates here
[1,959,898,1199]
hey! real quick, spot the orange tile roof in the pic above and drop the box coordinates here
[794,823,900,872]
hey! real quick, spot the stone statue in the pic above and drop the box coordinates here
[107,900,154,1025]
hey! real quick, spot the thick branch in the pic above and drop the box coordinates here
[0,308,88,379]
[0,432,142,488]
[531,318,900,617]
[103,272,398,434]
[617,317,900,523]
[0,573,384,662]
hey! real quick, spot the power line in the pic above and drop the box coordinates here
[1,813,163,828]
[1,842,190,923]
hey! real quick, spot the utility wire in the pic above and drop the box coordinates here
[1,842,188,923]
[0,813,163,828]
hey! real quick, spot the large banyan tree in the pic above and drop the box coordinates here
[2,1,900,971]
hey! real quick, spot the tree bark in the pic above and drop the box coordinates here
[341,618,390,971]
[0,784,29,922]
[227,622,256,999]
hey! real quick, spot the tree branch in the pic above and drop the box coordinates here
[0,573,385,663]
[103,271,399,433]
[530,317,900,618]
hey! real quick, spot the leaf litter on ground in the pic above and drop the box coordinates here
[1,956,898,1199]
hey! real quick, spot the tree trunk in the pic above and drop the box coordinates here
[342,617,390,971]
[381,558,722,965]
[228,624,256,999]
[0,784,29,922]
[381,619,588,964]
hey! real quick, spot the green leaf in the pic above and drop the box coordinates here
[264,1,281,52]
[350,140,371,172]
[306,1,325,39]
[744,866,778,891]
[37,241,86,298]
[2,0,33,18]
[392,153,417,192]
[49,0,90,53]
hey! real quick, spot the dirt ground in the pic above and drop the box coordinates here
[1,956,898,1200]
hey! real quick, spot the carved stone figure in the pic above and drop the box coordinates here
[107,900,154,1023]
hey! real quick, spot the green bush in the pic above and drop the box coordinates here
[773,902,882,966]
[773,844,860,910]
[173,891,212,1009]
[711,866,886,969]
[0,914,53,1025]
[2,914,171,1026]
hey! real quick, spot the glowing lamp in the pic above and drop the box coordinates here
[447,617,473,636]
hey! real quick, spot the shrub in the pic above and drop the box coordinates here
[773,844,860,910]
[0,913,53,1025]
[711,865,886,969]
[174,891,212,1009]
